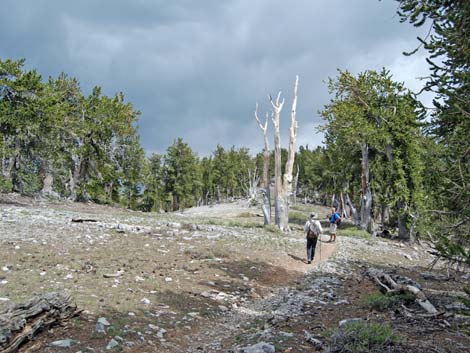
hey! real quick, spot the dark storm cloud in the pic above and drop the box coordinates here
[0,0,429,155]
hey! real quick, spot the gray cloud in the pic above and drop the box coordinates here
[0,0,430,156]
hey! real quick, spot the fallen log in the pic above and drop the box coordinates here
[0,292,80,353]
[71,218,98,223]
[367,268,438,315]
[424,288,468,299]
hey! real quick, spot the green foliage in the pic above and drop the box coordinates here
[330,321,403,353]
[163,138,201,211]
[0,58,143,205]
[340,227,371,239]
[363,292,415,311]
[395,0,470,263]
[288,211,307,225]
[320,69,425,238]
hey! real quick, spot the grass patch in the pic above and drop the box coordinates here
[363,292,415,311]
[236,211,256,218]
[340,227,371,239]
[288,211,307,225]
[330,321,403,353]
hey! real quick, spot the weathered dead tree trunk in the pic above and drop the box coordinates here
[0,292,79,353]
[346,193,360,226]
[247,167,260,202]
[340,191,347,218]
[360,142,373,232]
[367,268,438,315]
[270,91,285,229]
[293,165,299,205]
[270,76,299,232]
[255,104,271,225]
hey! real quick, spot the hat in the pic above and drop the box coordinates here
[310,212,317,219]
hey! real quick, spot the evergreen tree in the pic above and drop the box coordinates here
[163,138,201,211]
[321,69,425,238]
[395,0,469,262]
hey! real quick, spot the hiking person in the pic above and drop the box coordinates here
[304,212,322,264]
[329,206,341,242]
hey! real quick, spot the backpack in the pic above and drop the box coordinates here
[334,212,342,227]
[307,221,320,239]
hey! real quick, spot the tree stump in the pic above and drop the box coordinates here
[0,292,79,353]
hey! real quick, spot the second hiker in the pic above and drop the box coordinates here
[304,212,322,264]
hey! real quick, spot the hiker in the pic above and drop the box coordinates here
[329,206,341,242]
[304,212,322,264]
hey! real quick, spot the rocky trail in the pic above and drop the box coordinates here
[0,194,469,352]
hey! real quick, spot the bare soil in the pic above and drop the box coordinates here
[0,194,468,353]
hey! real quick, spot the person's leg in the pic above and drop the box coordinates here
[311,236,318,262]
[306,237,314,263]
[330,223,337,242]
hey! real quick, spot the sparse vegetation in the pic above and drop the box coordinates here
[330,321,403,353]
[363,292,415,312]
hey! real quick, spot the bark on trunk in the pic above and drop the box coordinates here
[0,292,80,353]
[360,142,373,232]
[270,76,299,232]
[40,159,57,197]
[254,104,271,225]
[397,200,411,241]
[293,165,299,205]
[340,191,347,218]
[346,193,360,226]
[271,93,284,229]
[67,155,81,201]
[261,187,271,225]
[367,268,438,315]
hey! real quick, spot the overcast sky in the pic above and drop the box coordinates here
[0,0,432,156]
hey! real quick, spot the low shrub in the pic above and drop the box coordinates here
[288,211,307,225]
[363,292,415,311]
[330,321,403,353]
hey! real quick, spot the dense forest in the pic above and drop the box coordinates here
[0,0,468,265]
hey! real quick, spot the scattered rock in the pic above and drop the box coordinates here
[50,339,75,348]
[218,305,229,312]
[241,342,275,353]
[304,330,322,348]
[106,338,119,350]
[141,298,151,305]
[135,275,145,282]
[157,328,167,338]
[103,270,124,278]
[338,318,363,327]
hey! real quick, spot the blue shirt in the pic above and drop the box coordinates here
[330,212,340,224]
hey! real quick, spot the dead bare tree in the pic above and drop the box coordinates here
[255,104,271,225]
[270,76,299,232]
[247,167,260,203]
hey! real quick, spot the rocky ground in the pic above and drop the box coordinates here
[0,194,469,353]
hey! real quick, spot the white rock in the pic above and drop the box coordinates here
[97,317,110,326]
[141,298,151,305]
[165,277,173,282]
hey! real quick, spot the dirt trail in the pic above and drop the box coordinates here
[3,196,466,353]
